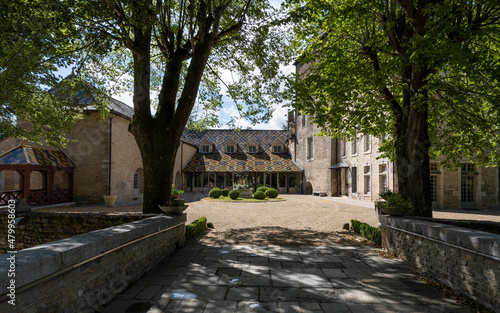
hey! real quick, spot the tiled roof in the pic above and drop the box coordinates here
[0,145,77,168]
[182,130,302,173]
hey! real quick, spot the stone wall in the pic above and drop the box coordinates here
[63,111,111,204]
[0,214,186,313]
[110,116,143,202]
[0,212,153,253]
[380,216,500,312]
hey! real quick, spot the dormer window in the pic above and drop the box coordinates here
[270,138,284,154]
[226,145,235,153]
[199,139,212,153]
[248,145,257,153]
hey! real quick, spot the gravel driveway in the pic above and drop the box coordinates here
[36,193,500,246]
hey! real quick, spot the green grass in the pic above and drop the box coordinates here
[203,196,285,202]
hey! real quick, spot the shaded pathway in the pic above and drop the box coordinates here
[102,231,471,313]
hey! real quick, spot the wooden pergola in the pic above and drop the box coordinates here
[0,144,76,206]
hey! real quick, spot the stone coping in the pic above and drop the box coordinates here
[379,215,500,258]
[0,214,185,296]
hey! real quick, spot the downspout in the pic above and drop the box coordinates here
[108,116,113,196]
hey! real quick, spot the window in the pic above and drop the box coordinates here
[379,174,387,193]
[201,145,210,153]
[430,175,438,202]
[307,137,314,160]
[430,163,439,172]
[302,114,306,127]
[248,145,257,153]
[461,164,475,205]
[133,172,140,190]
[203,173,215,187]
[279,173,286,188]
[341,140,346,157]
[351,167,357,193]
[351,135,357,155]
[364,165,371,194]
[273,145,282,153]
[364,134,371,152]
[226,145,235,153]
[379,164,387,193]
[379,164,387,173]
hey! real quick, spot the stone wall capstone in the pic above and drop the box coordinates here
[380,215,500,312]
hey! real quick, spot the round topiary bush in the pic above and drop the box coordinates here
[229,189,239,200]
[265,188,278,198]
[256,186,268,193]
[253,190,266,200]
[209,188,222,198]
[221,188,230,197]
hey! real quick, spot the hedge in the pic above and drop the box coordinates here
[209,188,221,198]
[256,186,268,193]
[229,189,239,200]
[253,191,266,200]
[351,219,382,247]
[265,188,278,198]
[186,216,207,240]
[221,188,230,197]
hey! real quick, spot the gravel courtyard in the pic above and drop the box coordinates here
[37,193,500,246]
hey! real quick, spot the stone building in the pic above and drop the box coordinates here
[181,129,303,194]
[0,98,197,206]
[291,61,500,210]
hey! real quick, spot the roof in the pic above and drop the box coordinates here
[50,77,134,120]
[0,144,77,168]
[329,162,349,169]
[182,130,302,173]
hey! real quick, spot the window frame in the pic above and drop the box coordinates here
[306,137,314,160]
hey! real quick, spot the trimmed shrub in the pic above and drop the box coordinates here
[265,188,278,198]
[186,216,207,240]
[253,191,266,200]
[209,188,221,198]
[229,189,239,200]
[221,188,230,197]
[256,186,268,193]
[351,219,381,247]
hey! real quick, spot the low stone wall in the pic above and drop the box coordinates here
[0,212,154,253]
[380,216,500,312]
[0,214,186,313]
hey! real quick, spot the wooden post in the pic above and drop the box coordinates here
[48,169,55,204]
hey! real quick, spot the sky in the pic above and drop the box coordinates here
[104,0,293,131]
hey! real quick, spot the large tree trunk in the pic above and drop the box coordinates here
[394,108,433,217]
[132,128,180,214]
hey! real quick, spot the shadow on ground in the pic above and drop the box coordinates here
[188,226,373,247]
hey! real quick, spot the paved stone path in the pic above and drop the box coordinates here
[101,243,470,313]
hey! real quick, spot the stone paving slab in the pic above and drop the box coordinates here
[101,244,473,313]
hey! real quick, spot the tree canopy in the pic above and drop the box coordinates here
[0,0,109,147]
[70,0,291,212]
[287,0,500,216]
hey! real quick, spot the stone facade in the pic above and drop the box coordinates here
[289,113,338,196]
[380,216,500,312]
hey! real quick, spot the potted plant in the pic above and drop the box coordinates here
[233,177,253,198]
[103,195,117,207]
[376,190,413,217]
[158,199,188,214]
[171,184,184,199]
